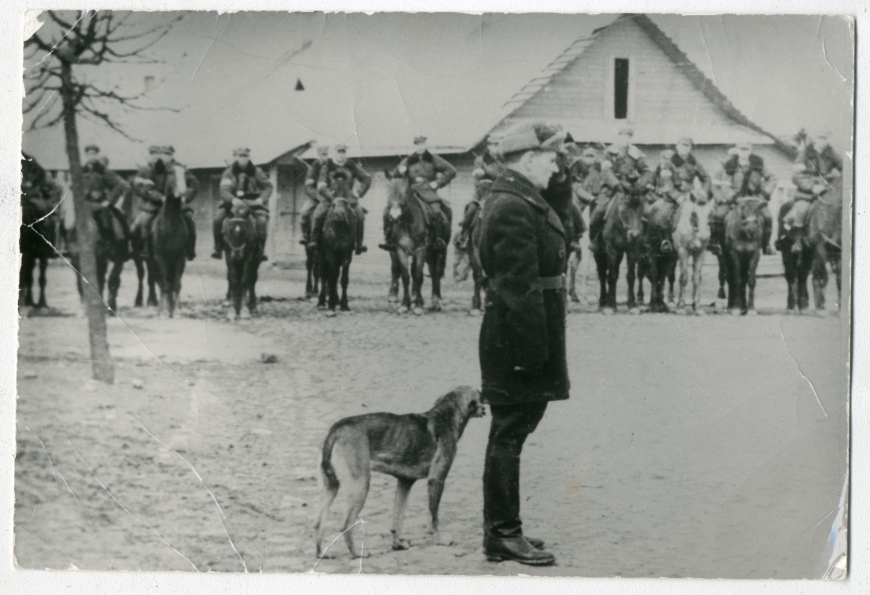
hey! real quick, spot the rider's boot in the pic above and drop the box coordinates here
[379,217,395,252]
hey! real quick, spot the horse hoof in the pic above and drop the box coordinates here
[325,310,337,318]
[569,292,579,303]
[746,309,758,317]
[730,309,741,317]
[695,308,706,316]
[388,295,399,304]
[629,307,640,315]
[602,308,614,316]
[469,309,481,317]
[397,306,408,315]
[676,307,686,315]
[413,307,423,316]
[240,309,251,320]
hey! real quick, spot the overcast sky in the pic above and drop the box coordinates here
[22,12,854,167]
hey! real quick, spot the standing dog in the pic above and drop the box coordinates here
[314,386,486,558]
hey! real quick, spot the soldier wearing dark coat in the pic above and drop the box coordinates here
[132,145,199,260]
[478,122,569,567]
[648,137,712,252]
[588,127,652,246]
[310,144,372,255]
[381,136,457,251]
[710,142,776,254]
[211,147,273,261]
[81,144,131,248]
[299,145,331,247]
[541,137,586,259]
[776,130,843,244]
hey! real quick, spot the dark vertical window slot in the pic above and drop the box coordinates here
[614,58,629,119]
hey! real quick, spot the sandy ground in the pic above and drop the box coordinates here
[14,250,849,577]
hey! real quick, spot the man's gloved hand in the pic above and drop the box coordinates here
[429,181,438,190]
[398,165,407,175]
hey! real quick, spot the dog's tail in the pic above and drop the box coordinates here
[320,427,341,492]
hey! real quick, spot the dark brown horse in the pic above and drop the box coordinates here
[455,200,486,316]
[639,199,678,313]
[593,190,645,314]
[151,192,187,317]
[807,197,842,311]
[19,198,58,309]
[776,199,814,312]
[222,200,261,320]
[385,171,448,315]
[71,206,131,313]
[724,197,765,315]
[317,197,355,315]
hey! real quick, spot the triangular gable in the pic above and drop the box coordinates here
[478,14,796,158]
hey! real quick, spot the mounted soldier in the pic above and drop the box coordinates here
[212,147,272,262]
[588,127,652,249]
[776,129,843,248]
[311,144,372,255]
[648,137,712,253]
[132,145,199,261]
[381,135,457,252]
[710,141,776,255]
[299,144,331,248]
[81,144,130,253]
[455,137,503,250]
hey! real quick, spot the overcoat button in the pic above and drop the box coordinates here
[559,249,565,259]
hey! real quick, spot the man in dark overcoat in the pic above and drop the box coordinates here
[478,121,569,566]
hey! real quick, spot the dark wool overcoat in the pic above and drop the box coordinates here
[478,169,570,406]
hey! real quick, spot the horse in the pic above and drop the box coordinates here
[724,196,766,315]
[673,192,715,313]
[317,197,355,315]
[19,197,58,309]
[222,200,261,320]
[639,199,678,313]
[776,199,815,312]
[131,221,158,308]
[385,171,448,315]
[150,192,188,318]
[71,206,131,313]
[455,201,486,316]
[593,190,645,314]
[807,197,842,312]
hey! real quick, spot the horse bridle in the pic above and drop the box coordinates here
[224,218,250,260]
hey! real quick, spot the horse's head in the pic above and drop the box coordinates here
[223,213,254,262]
[384,169,408,222]
[735,197,764,241]
[618,192,645,242]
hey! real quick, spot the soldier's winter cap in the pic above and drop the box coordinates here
[582,147,598,157]
[496,122,566,158]
[618,127,634,137]
[157,145,175,156]
[148,145,162,155]
[84,144,100,153]
[676,136,694,146]
[735,141,752,150]
[316,144,330,157]
[413,135,428,144]
[233,147,251,157]
[335,143,348,152]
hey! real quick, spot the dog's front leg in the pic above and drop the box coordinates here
[391,477,415,550]
[427,444,456,546]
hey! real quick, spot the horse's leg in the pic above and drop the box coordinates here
[305,252,314,300]
[626,250,638,312]
[636,260,645,305]
[797,248,811,311]
[677,246,689,309]
[832,254,842,311]
[428,250,443,312]
[607,249,622,312]
[471,259,482,313]
[134,257,144,307]
[21,253,35,307]
[568,251,580,303]
[37,257,49,308]
[96,252,108,304]
[812,247,828,311]
[692,249,706,312]
[717,252,728,301]
[783,249,796,311]
[340,258,350,311]
[107,260,123,313]
[412,249,426,314]
[389,252,400,304]
[146,257,158,307]
[747,249,760,314]
[667,262,676,305]
[596,252,608,309]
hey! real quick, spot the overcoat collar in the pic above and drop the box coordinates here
[493,170,565,237]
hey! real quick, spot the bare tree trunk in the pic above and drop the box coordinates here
[61,61,114,384]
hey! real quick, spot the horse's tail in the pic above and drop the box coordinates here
[319,426,341,492]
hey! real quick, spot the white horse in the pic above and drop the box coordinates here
[673,191,715,314]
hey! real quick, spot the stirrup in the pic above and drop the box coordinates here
[378,243,395,252]
[211,250,222,260]
[355,245,368,255]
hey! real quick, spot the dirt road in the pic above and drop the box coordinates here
[14,255,849,577]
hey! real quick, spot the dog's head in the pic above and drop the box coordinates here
[451,385,486,420]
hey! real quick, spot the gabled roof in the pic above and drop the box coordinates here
[480,14,797,158]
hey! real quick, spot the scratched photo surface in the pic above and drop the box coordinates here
[16,12,852,578]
